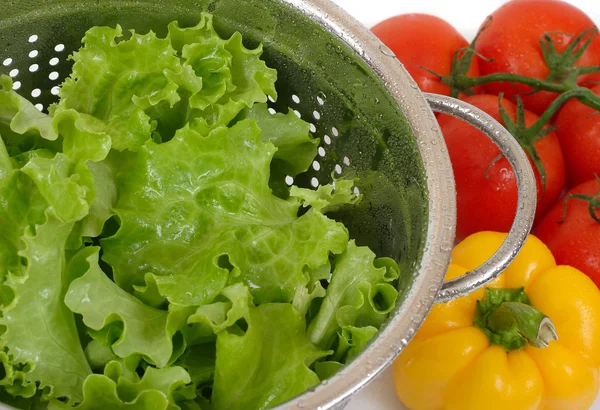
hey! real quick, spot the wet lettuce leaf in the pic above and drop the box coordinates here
[0,11,401,410]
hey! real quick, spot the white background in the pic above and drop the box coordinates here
[332,0,600,409]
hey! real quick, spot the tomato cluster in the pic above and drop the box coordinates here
[372,0,600,287]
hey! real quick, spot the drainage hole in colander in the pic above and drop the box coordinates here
[285,176,294,186]
[12,81,21,91]
[324,135,331,145]
[343,156,350,166]
[51,86,60,96]
[29,64,39,73]
[49,72,59,81]
[312,161,321,171]
[31,89,41,98]
[309,123,316,133]
[318,147,326,157]
[312,110,321,120]
[28,34,38,43]
[310,177,319,188]
[268,107,276,115]
[2,58,12,66]
[29,50,38,58]
[293,109,301,118]
[35,104,43,112]
[332,126,339,137]
[291,94,300,104]
[55,44,65,52]
[49,57,60,66]
[334,164,342,175]
[9,69,18,78]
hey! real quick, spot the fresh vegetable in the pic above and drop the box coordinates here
[394,231,600,410]
[554,85,600,187]
[437,94,566,241]
[536,177,600,289]
[474,0,600,115]
[371,14,479,96]
[0,13,401,410]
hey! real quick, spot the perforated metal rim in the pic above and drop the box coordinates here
[271,1,455,409]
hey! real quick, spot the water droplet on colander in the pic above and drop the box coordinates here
[379,43,396,57]
[400,338,409,347]
[374,97,380,105]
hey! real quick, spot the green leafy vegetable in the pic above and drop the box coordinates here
[65,249,178,368]
[1,215,91,404]
[0,11,402,410]
[291,177,362,213]
[102,120,348,305]
[241,103,318,177]
[307,241,399,350]
[212,304,328,410]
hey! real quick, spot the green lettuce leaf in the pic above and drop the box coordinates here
[175,344,215,387]
[0,76,58,154]
[79,160,117,238]
[212,303,328,410]
[65,248,179,368]
[48,361,195,410]
[0,141,46,283]
[102,120,348,305]
[290,178,362,213]
[241,103,318,176]
[20,153,91,223]
[307,241,399,350]
[58,25,197,151]
[187,283,252,334]
[0,214,91,403]
[331,325,378,363]
[167,13,278,136]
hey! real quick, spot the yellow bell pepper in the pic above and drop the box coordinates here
[393,231,600,410]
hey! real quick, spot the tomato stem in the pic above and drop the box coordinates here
[442,23,600,112]
[560,175,600,224]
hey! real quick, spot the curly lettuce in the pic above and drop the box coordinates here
[0,11,402,410]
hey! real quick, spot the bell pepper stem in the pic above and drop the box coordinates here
[487,302,558,349]
[474,288,558,351]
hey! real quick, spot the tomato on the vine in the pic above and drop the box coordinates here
[475,0,600,115]
[536,178,600,288]
[437,94,566,241]
[371,14,480,96]
[554,85,600,188]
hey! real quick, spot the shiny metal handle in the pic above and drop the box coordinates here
[424,93,537,303]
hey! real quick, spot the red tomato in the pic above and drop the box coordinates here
[554,85,600,187]
[536,178,600,288]
[371,14,480,96]
[438,94,566,241]
[475,0,600,115]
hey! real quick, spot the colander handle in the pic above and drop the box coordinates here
[424,93,537,303]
